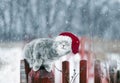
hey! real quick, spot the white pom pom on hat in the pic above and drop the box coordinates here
[59,32,80,54]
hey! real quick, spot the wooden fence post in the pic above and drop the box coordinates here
[28,69,54,83]
[94,60,102,83]
[62,61,69,83]
[24,59,31,82]
[114,70,120,83]
[80,60,87,83]
[20,60,31,83]
[20,60,54,83]
[20,60,27,83]
[109,60,117,83]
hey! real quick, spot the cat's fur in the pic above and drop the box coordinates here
[23,36,72,72]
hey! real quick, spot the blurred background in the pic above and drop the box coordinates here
[0,0,120,83]
[0,0,120,42]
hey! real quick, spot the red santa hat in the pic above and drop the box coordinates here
[59,32,80,54]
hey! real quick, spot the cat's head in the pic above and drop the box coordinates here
[53,36,72,56]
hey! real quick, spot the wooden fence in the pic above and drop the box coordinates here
[20,59,120,83]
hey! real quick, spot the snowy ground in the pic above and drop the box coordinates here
[0,47,22,83]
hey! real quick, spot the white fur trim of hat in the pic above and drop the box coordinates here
[54,35,72,43]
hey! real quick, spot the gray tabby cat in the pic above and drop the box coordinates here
[23,36,72,72]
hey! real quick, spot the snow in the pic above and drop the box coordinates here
[107,53,120,70]
[0,47,22,83]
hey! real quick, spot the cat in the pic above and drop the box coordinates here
[23,36,72,72]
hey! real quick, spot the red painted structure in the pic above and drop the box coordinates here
[20,59,120,83]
